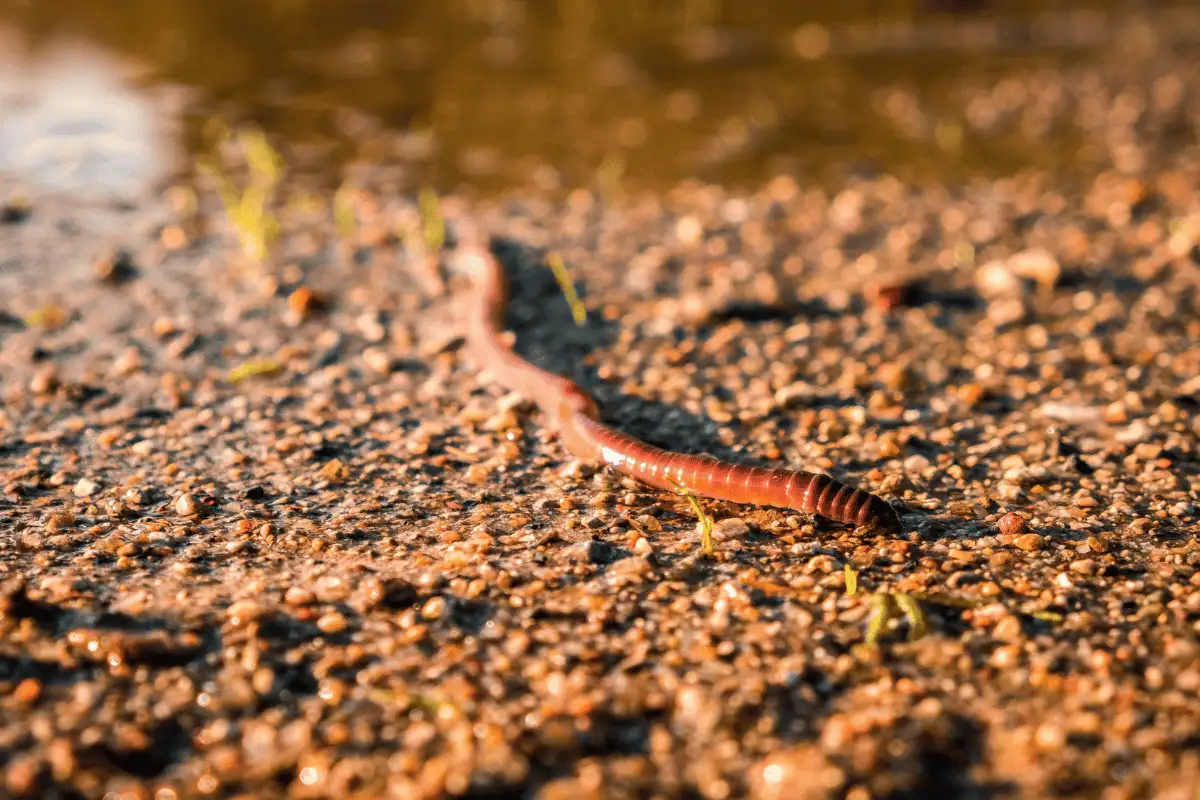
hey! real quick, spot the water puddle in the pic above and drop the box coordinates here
[0,29,177,194]
[0,2,1197,196]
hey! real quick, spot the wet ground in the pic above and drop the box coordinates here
[3,3,1200,800]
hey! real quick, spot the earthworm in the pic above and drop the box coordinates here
[456,245,901,533]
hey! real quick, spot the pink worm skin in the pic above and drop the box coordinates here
[458,246,901,533]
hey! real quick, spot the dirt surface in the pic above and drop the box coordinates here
[4,54,1200,800]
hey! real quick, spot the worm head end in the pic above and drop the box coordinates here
[865,497,904,534]
[452,247,491,277]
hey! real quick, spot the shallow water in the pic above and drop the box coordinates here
[0,32,179,195]
[0,0,1195,195]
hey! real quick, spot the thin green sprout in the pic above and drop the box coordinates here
[669,478,713,555]
[227,359,282,384]
[894,592,928,642]
[547,252,587,326]
[333,181,357,240]
[844,564,859,597]
[865,593,897,649]
[419,187,445,254]
[596,152,626,203]
[196,121,283,263]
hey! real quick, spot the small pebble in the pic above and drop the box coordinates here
[421,596,447,620]
[1013,533,1045,552]
[1069,558,1098,576]
[993,615,1023,642]
[227,599,264,626]
[30,367,59,395]
[610,556,653,578]
[713,517,750,540]
[362,347,392,374]
[93,249,138,284]
[316,612,348,635]
[111,348,143,376]
[1034,722,1067,752]
[806,554,842,573]
[1007,248,1061,288]
[997,512,1029,536]
[285,586,316,606]
[1,199,31,224]
[175,493,199,516]
[287,286,321,319]
[371,578,419,609]
[13,678,42,706]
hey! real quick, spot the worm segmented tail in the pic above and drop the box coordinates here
[458,245,901,533]
[574,419,900,531]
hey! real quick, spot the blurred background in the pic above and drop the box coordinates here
[0,0,1196,197]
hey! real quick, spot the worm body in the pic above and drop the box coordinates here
[457,246,901,533]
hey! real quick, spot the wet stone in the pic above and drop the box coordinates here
[1013,533,1046,552]
[565,539,617,564]
[175,493,200,517]
[997,512,1029,536]
[713,517,750,540]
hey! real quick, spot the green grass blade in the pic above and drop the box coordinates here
[865,593,896,648]
[844,564,858,596]
[894,593,928,642]
[419,187,445,253]
[547,252,587,326]
[670,478,713,554]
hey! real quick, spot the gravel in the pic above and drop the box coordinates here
[2,48,1200,800]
